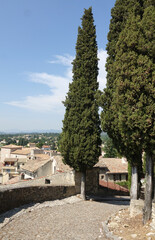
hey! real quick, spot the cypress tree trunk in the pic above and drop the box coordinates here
[153,160,155,202]
[143,153,153,224]
[81,171,86,200]
[130,165,138,200]
[153,168,155,203]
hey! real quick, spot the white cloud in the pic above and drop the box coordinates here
[49,54,74,67]
[6,50,107,112]
[7,72,71,113]
[98,49,108,90]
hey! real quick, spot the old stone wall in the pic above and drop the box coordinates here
[0,185,77,214]
[47,171,75,186]
[86,168,99,195]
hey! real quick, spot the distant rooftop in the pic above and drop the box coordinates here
[95,157,128,174]
[1,144,22,149]
[21,158,51,173]
[52,155,72,172]
[11,148,31,155]
[4,158,18,162]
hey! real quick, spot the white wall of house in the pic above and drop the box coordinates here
[1,148,11,163]
[52,158,57,174]
[1,146,22,163]
[36,160,52,178]
[10,153,29,159]
[0,172,9,184]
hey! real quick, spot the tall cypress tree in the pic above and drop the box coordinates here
[101,0,144,199]
[111,0,155,223]
[60,7,101,199]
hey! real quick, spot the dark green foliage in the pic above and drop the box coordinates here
[116,181,129,189]
[101,0,154,165]
[101,0,144,161]
[18,138,28,146]
[113,1,155,156]
[60,7,101,172]
[103,137,119,158]
[51,141,56,150]
[36,142,43,149]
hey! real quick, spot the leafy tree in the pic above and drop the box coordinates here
[51,141,56,150]
[103,137,119,158]
[60,7,101,199]
[36,142,43,149]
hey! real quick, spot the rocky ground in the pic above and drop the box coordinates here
[0,195,129,240]
[0,195,154,240]
[108,208,155,240]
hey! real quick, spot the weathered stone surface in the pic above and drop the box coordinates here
[151,202,155,230]
[146,232,155,237]
[0,185,77,214]
[130,199,144,217]
[131,234,138,238]
[108,221,119,228]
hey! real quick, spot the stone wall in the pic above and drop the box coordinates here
[86,168,99,195]
[46,171,75,186]
[0,185,77,214]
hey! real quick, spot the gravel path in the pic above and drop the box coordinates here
[0,196,129,240]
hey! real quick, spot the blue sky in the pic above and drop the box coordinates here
[0,0,115,132]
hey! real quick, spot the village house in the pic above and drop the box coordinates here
[0,144,22,163]
[10,148,31,159]
[42,145,51,150]
[2,158,18,176]
[0,171,9,184]
[20,154,53,179]
[51,154,72,174]
[27,143,36,148]
[95,157,128,182]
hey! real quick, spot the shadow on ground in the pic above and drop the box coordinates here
[0,203,36,224]
[87,195,130,206]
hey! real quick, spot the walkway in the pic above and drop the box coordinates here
[0,196,129,240]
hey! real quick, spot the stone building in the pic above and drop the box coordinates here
[20,154,53,179]
[95,157,128,183]
[0,145,22,163]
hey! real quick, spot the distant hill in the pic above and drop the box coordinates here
[0,129,61,134]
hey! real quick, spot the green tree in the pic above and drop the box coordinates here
[51,141,56,150]
[18,138,28,146]
[101,0,144,201]
[109,1,155,223]
[60,7,101,200]
[103,137,119,158]
[36,142,43,149]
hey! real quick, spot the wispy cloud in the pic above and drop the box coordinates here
[98,49,108,90]
[6,50,107,112]
[49,54,74,67]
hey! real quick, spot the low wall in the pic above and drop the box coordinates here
[0,185,76,214]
